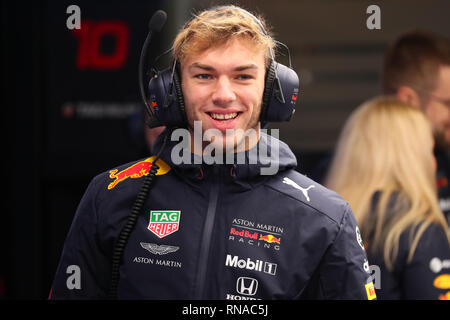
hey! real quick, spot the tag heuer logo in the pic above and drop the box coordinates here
[148,211,181,238]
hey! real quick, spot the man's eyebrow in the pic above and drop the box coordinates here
[188,63,259,72]
[233,64,259,71]
[189,63,215,71]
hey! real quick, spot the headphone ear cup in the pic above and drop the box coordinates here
[147,66,188,127]
[172,67,188,126]
[260,60,277,122]
[262,62,299,122]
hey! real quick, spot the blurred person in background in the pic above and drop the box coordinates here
[383,30,450,226]
[325,96,450,299]
[311,30,450,219]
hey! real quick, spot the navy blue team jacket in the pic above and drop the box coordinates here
[50,132,375,300]
[435,148,450,226]
[365,192,450,300]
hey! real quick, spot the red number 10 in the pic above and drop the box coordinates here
[72,20,129,70]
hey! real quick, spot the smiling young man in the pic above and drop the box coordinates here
[181,37,265,152]
[50,5,375,300]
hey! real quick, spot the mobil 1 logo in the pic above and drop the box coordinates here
[225,254,277,276]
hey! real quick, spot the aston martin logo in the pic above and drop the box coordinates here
[140,242,180,255]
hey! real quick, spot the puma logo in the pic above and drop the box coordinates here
[282,177,315,202]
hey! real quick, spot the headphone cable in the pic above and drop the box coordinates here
[107,130,171,299]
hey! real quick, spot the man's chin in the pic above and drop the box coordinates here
[203,137,243,154]
[202,132,260,154]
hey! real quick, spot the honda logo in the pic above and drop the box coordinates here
[236,277,258,296]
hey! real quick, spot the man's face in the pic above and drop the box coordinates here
[422,65,450,149]
[180,37,266,152]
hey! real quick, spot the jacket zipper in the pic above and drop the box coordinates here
[194,166,220,299]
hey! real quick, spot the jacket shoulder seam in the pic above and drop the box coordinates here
[263,183,341,226]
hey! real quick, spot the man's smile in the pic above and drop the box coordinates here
[206,111,242,130]
[208,112,239,121]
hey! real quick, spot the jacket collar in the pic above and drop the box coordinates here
[151,128,298,190]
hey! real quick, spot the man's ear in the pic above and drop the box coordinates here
[396,86,422,108]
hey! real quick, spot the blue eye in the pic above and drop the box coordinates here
[195,74,211,80]
[237,74,253,80]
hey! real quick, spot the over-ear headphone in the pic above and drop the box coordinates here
[142,6,299,128]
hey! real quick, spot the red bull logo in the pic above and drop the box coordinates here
[230,228,258,239]
[108,156,170,190]
[259,234,281,244]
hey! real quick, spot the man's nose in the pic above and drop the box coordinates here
[212,76,236,105]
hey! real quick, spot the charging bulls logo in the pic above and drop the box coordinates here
[259,234,281,244]
[108,156,171,190]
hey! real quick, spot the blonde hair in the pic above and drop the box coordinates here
[172,5,276,64]
[325,96,450,270]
